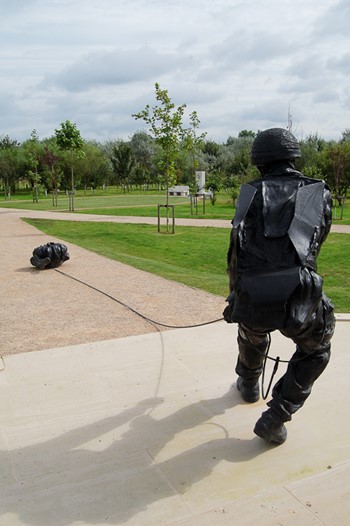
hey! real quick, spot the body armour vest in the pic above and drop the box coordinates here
[227,172,332,330]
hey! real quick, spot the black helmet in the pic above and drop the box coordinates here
[251,128,301,166]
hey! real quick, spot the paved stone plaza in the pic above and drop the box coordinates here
[1,208,349,525]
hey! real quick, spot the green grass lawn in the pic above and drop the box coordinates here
[0,191,235,219]
[24,218,350,312]
[2,189,349,223]
[0,192,189,212]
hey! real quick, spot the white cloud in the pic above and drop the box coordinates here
[210,30,295,69]
[0,0,349,143]
[44,47,185,92]
[312,0,350,38]
[327,53,350,75]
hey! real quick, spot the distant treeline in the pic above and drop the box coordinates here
[1,127,350,201]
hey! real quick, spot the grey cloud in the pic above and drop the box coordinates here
[287,52,350,83]
[196,29,297,86]
[0,93,17,119]
[327,53,350,74]
[287,55,325,80]
[45,47,184,92]
[279,75,344,118]
[199,101,290,139]
[0,0,36,15]
[312,0,350,38]
[2,1,350,144]
[164,84,221,107]
[202,102,288,140]
[313,89,340,104]
[279,77,332,96]
[238,102,288,125]
[210,30,295,68]
[33,88,153,141]
[342,91,350,109]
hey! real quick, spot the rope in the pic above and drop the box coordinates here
[247,302,329,399]
[53,268,224,411]
[261,334,280,400]
[54,268,224,329]
[54,266,327,401]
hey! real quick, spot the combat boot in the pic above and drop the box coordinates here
[236,376,260,403]
[254,409,287,445]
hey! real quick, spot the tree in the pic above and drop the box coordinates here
[133,82,205,231]
[181,110,206,188]
[238,130,256,139]
[0,135,20,199]
[130,131,155,188]
[41,141,62,201]
[205,171,222,205]
[23,129,42,202]
[225,145,251,181]
[298,133,324,179]
[226,174,241,205]
[321,142,350,201]
[203,140,221,157]
[55,120,84,210]
[202,140,223,173]
[73,141,110,193]
[224,134,258,183]
[132,83,185,199]
[110,141,135,192]
[341,129,350,142]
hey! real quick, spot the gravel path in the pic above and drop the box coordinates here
[0,209,227,356]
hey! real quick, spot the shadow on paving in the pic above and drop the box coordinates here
[2,391,271,525]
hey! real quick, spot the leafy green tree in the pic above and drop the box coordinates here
[298,133,325,178]
[205,171,222,205]
[320,141,350,201]
[77,141,111,192]
[238,129,256,139]
[0,135,20,199]
[202,140,223,172]
[110,141,135,193]
[203,140,221,157]
[133,83,185,199]
[174,147,194,186]
[225,145,251,180]
[341,129,350,142]
[133,83,205,230]
[41,141,61,191]
[226,174,241,205]
[224,134,257,183]
[181,110,206,187]
[55,120,85,191]
[22,130,43,202]
[130,131,158,187]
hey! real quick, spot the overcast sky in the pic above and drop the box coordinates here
[1,0,349,144]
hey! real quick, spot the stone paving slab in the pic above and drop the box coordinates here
[1,320,349,525]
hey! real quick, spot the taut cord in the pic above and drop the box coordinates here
[54,268,224,329]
